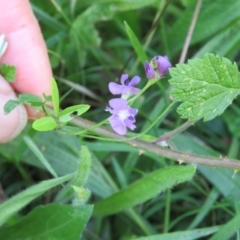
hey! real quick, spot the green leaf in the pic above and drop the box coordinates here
[19,94,43,107]
[134,226,219,240]
[0,173,74,226]
[23,135,58,178]
[124,21,148,64]
[51,77,59,117]
[210,213,240,240]
[59,104,90,123]
[0,63,16,82]
[0,203,93,240]
[32,116,57,131]
[169,53,240,121]
[93,165,196,216]
[3,100,20,114]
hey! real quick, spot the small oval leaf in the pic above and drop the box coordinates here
[51,77,59,117]
[59,104,90,123]
[32,116,57,131]
[3,100,20,114]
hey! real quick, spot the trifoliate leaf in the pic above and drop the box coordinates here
[32,117,57,131]
[169,53,240,121]
[0,63,16,82]
[4,100,20,114]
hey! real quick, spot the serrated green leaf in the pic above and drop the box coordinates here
[0,203,93,240]
[93,165,196,216]
[19,94,43,107]
[51,77,59,117]
[169,53,240,121]
[124,21,148,64]
[0,63,16,82]
[59,104,90,123]
[3,100,20,114]
[0,173,74,226]
[32,116,57,131]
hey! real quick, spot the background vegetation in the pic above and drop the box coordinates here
[1,0,240,239]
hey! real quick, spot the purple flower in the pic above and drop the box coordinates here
[109,74,140,99]
[144,61,155,79]
[152,55,171,77]
[105,98,138,135]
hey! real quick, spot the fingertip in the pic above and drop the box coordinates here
[0,76,27,143]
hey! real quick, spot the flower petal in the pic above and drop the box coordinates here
[120,74,129,85]
[124,117,136,130]
[109,98,128,110]
[121,86,140,95]
[109,82,124,95]
[127,108,138,116]
[144,61,155,79]
[109,115,127,135]
[128,76,140,87]
[154,56,171,76]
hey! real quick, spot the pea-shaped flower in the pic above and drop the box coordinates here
[105,98,138,135]
[109,74,140,99]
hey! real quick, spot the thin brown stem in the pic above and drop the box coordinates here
[70,116,240,170]
[179,0,202,63]
[153,120,195,143]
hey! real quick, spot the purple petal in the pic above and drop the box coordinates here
[109,98,128,110]
[124,118,136,130]
[109,115,127,135]
[109,82,124,95]
[144,61,155,79]
[128,108,138,116]
[105,106,114,114]
[121,86,140,95]
[128,76,140,87]
[120,74,129,85]
[154,56,171,76]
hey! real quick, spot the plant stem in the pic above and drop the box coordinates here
[70,116,240,170]
[154,120,195,143]
[179,0,202,63]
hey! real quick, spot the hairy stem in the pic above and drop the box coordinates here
[70,116,240,170]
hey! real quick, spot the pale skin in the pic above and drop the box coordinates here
[0,0,52,143]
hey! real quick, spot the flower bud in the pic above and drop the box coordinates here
[152,56,171,77]
[144,61,155,80]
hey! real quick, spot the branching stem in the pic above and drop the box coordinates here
[70,116,240,170]
[153,120,195,143]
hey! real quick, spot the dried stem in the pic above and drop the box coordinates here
[179,0,202,63]
[70,116,240,170]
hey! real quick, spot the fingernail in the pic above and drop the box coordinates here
[0,76,27,143]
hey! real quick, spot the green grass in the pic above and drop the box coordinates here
[1,0,240,239]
